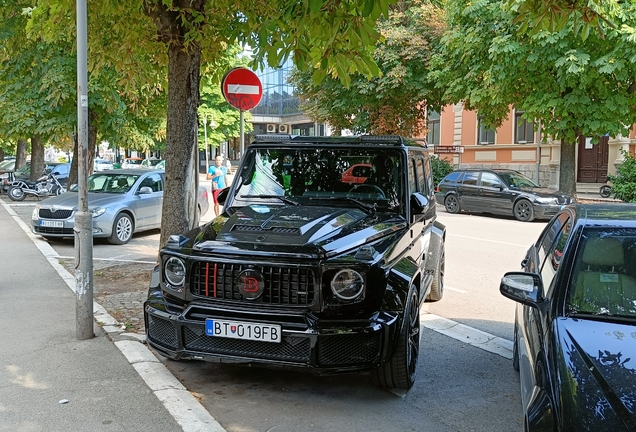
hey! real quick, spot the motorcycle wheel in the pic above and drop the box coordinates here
[599,185,612,198]
[8,186,26,201]
[55,186,66,196]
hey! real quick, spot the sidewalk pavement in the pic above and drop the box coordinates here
[0,202,225,432]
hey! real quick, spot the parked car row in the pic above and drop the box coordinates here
[30,169,208,245]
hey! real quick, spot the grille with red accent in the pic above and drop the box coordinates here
[190,262,316,305]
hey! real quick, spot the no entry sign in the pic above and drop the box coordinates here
[221,68,263,111]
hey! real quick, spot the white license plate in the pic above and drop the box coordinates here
[205,318,281,343]
[40,220,64,228]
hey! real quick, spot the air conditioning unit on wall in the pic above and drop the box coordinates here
[266,124,276,133]
[278,124,290,133]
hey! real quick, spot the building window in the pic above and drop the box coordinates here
[427,111,440,146]
[515,110,535,143]
[478,117,495,145]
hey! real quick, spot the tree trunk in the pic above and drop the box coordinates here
[559,136,577,198]
[68,131,79,187]
[16,139,28,169]
[30,136,45,181]
[159,42,201,248]
[0,148,4,162]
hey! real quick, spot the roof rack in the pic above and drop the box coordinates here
[252,134,428,148]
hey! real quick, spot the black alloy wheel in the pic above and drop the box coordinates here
[444,195,460,214]
[427,242,445,302]
[513,199,535,222]
[371,287,420,390]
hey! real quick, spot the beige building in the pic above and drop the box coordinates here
[430,103,636,191]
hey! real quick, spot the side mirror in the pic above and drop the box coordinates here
[499,271,543,306]
[138,186,153,194]
[410,192,430,214]
[216,187,229,204]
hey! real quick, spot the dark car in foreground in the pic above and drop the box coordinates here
[500,203,636,431]
[144,135,446,390]
[31,169,209,244]
[436,168,574,221]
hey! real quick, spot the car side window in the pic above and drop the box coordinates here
[461,171,479,186]
[138,173,163,193]
[480,172,502,188]
[441,171,462,184]
[408,158,417,193]
[416,157,426,194]
[537,213,572,295]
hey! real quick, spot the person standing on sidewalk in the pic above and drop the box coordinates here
[207,155,228,216]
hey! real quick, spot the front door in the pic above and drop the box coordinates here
[577,136,609,183]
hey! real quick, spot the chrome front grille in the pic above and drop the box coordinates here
[190,261,316,305]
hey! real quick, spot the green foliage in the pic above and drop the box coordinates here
[430,155,454,185]
[288,0,446,135]
[431,0,636,195]
[607,149,636,202]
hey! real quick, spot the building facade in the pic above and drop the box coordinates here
[432,103,636,189]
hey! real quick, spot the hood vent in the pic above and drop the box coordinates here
[232,225,301,235]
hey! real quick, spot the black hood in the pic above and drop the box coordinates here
[555,318,636,430]
[192,204,407,258]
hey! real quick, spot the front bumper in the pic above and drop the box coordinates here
[144,290,400,374]
[31,210,115,238]
[532,203,564,220]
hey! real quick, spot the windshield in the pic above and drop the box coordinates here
[567,228,636,320]
[86,173,139,193]
[498,171,538,188]
[231,147,405,212]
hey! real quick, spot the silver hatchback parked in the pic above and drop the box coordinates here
[31,169,209,244]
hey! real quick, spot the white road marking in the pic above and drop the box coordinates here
[450,233,530,248]
[55,255,156,264]
[445,286,467,294]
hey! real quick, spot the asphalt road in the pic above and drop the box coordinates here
[4,191,543,432]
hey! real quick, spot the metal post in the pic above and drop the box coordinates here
[75,0,94,340]
[240,110,244,159]
[203,114,209,172]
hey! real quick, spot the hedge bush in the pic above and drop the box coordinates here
[606,148,636,202]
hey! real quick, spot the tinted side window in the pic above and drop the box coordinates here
[537,213,572,294]
[416,157,426,193]
[424,156,434,196]
[480,172,502,188]
[441,171,462,184]
[408,158,417,193]
[461,172,479,186]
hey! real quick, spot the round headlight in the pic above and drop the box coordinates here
[331,269,365,300]
[165,257,186,286]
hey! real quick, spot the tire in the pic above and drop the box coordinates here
[371,287,420,390]
[8,186,26,201]
[513,199,534,222]
[444,195,460,214]
[512,323,520,371]
[108,213,134,245]
[427,242,445,302]
[599,185,611,198]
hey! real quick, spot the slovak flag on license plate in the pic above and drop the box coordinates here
[230,325,237,333]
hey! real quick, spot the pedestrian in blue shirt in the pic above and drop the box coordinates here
[207,155,228,216]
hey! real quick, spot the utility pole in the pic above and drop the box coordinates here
[75,0,94,340]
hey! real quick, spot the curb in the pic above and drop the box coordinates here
[1,199,226,432]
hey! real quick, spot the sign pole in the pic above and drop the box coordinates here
[240,110,244,159]
[75,0,94,340]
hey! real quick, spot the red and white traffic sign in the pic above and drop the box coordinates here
[221,68,263,111]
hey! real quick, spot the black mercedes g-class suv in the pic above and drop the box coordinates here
[144,135,446,390]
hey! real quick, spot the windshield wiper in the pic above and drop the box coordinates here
[240,194,299,206]
[308,196,376,214]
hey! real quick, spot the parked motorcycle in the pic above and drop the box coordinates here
[8,173,66,201]
[599,184,612,198]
